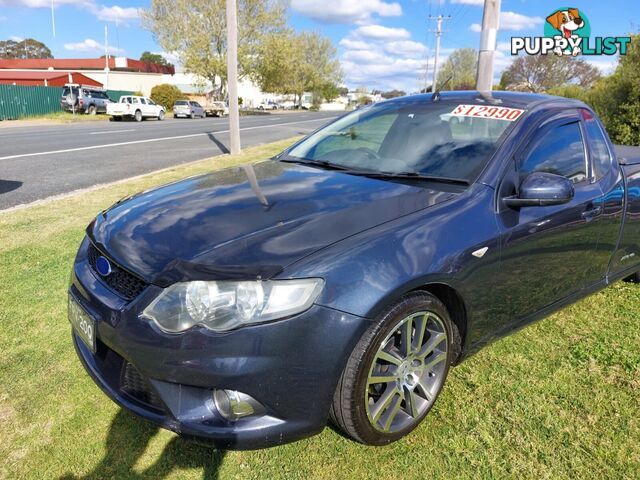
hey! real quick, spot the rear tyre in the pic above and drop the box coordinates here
[190,112,195,119]
[624,272,640,283]
[330,291,460,445]
[134,110,142,122]
[88,105,97,115]
[110,116,122,122]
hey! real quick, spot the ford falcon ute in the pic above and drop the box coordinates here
[69,91,640,449]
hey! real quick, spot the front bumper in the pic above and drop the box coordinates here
[70,238,370,449]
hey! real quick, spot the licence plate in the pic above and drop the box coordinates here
[69,295,96,353]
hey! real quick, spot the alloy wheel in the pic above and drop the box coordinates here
[365,311,448,433]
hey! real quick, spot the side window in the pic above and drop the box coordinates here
[132,97,139,104]
[520,122,587,184]
[584,118,612,179]
[140,98,147,105]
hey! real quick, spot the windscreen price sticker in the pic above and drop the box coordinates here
[450,104,524,121]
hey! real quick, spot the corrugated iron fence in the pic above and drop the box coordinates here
[0,85,136,120]
[0,85,62,120]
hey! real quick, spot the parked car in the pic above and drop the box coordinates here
[173,100,205,119]
[257,102,278,110]
[69,91,640,449]
[106,96,165,122]
[203,101,229,117]
[60,85,111,115]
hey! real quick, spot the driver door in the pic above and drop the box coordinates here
[492,115,603,324]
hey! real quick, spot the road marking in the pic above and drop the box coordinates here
[0,117,332,161]
[90,129,135,135]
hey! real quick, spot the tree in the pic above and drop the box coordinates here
[499,54,601,93]
[150,84,184,110]
[143,0,285,97]
[254,30,342,105]
[381,89,406,99]
[437,48,477,90]
[140,51,173,68]
[0,38,52,59]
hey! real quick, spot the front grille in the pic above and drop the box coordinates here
[121,362,163,409]
[87,243,147,300]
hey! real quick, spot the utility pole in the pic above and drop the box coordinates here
[226,0,241,154]
[104,25,110,90]
[476,0,501,91]
[429,15,450,92]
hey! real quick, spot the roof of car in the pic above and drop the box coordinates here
[386,90,583,109]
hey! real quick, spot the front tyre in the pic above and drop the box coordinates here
[330,291,459,445]
[158,110,165,121]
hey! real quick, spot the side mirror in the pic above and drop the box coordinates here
[503,172,574,207]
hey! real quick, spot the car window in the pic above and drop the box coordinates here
[520,121,587,184]
[584,117,612,179]
[289,101,516,181]
[147,98,156,105]
[140,98,147,105]
[175,101,188,106]
[312,113,398,161]
[131,97,139,104]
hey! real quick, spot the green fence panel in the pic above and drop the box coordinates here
[106,90,135,102]
[0,85,137,120]
[0,84,64,120]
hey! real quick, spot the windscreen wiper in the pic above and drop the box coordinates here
[278,156,356,172]
[349,170,470,186]
[278,157,470,185]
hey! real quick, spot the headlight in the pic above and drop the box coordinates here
[141,279,324,333]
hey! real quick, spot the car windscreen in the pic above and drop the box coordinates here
[287,101,523,182]
[175,101,188,106]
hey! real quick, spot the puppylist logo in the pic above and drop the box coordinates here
[511,7,630,57]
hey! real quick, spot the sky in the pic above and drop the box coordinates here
[0,0,638,92]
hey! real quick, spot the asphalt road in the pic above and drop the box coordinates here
[0,111,339,210]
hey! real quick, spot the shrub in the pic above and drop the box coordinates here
[150,84,183,110]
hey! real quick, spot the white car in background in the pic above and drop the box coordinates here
[107,96,165,122]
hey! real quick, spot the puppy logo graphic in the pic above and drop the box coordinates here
[545,7,587,56]
[511,7,630,57]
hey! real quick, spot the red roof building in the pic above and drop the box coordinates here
[0,57,175,75]
[0,70,103,87]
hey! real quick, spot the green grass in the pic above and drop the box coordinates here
[3,110,110,124]
[0,137,639,479]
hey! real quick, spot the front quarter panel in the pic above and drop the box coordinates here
[282,184,501,350]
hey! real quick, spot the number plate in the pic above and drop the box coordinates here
[68,295,96,353]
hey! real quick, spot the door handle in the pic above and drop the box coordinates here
[581,205,602,221]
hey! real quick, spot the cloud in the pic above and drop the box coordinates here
[290,0,401,24]
[93,5,139,23]
[9,35,24,41]
[354,25,411,40]
[151,50,181,66]
[0,0,140,24]
[342,49,387,64]
[64,38,124,54]
[339,26,432,92]
[384,40,428,57]
[339,38,372,50]
[470,11,544,33]
[500,11,544,31]
[586,58,618,75]
[451,0,484,4]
